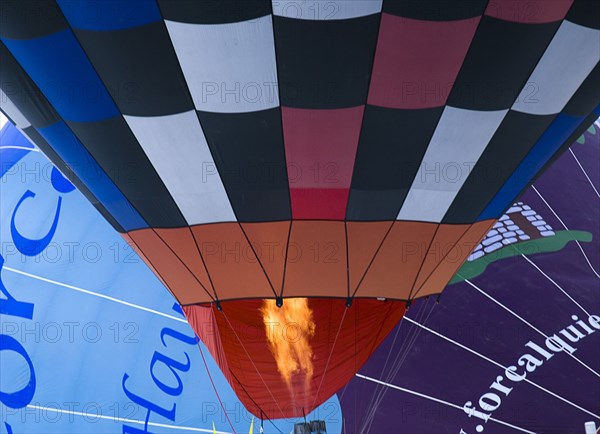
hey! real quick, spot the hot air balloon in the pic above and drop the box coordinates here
[1,0,599,421]
[0,121,343,434]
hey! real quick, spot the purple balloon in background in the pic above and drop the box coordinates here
[339,121,600,434]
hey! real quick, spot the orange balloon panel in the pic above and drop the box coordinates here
[184,298,406,419]
[126,220,494,305]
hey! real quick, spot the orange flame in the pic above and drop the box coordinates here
[260,298,316,391]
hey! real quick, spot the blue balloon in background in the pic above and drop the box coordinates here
[50,167,75,194]
[0,122,343,434]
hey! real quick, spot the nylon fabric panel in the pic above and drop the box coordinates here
[282,106,363,219]
[121,233,169,289]
[398,107,508,223]
[1,121,34,165]
[565,0,600,30]
[346,221,395,295]
[38,122,147,231]
[444,111,555,223]
[485,0,573,23]
[124,111,235,225]
[448,16,561,111]
[412,220,494,298]
[184,298,406,419]
[124,220,507,303]
[274,14,380,109]
[191,223,276,300]
[0,47,130,231]
[346,105,443,221]
[182,304,234,387]
[240,221,291,295]
[0,45,77,232]
[67,117,186,228]
[290,189,352,221]
[198,108,290,222]
[512,20,600,115]
[128,228,214,305]
[272,0,382,20]
[1,30,119,122]
[479,114,583,219]
[0,0,67,39]
[530,111,600,197]
[57,0,162,30]
[562,63,600,117]
[15,127,39,154]
[164,15,279,113]
[153,227,214,297]
[410,223,471,295]
[158,0,271,24]
[71,22,193,117]
[368,14,479,109]
[382,0,487,20]
[354,221,437,299]
[530,109,600,186]
[0,124,33,181]
[18,126,124,232]
[0,123,34,162]
[0,43,59,129]
[282,221,347,298]
[0,90,30,129]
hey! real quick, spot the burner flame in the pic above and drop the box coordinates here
[261,298,316,392]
